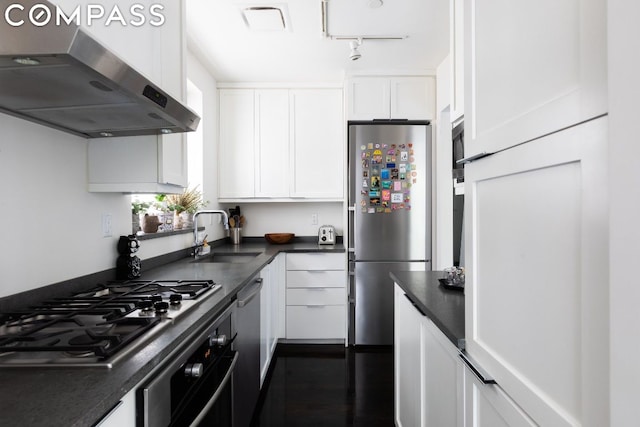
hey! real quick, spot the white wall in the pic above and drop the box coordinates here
[221,202,343,237]
[0,115,129,297]
[608,1,640,423]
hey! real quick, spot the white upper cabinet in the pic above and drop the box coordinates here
[218,87,344,201]
[464,0,607,156]
[82,0,189,192]
[255,90,290,198]
[218,89,256,199]
[464,117,609,426]
[347,77,435,121]
[289,89,344,199]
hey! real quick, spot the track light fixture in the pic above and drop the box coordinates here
[349,38,363,61]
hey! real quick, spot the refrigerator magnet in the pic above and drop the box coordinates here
[382,190,391,201]
[363,170,369,178]
[370,197,380,206]
[394,181,402,191]
[391,193,403,203]
[382,144,388,148]
[369,189,381,197]
[386,163,396,169]
[376,207,384,213]
[381,169,390,180]
[362,179,368,188]
[382,180,392,189]
[371,176,380,188]
[368,207,375,214]
[361,145,366,150]
[400,151,408,161]
[391,168,399,179]
[368,143,373,149]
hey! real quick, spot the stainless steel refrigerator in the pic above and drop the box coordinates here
[348,121,432,345]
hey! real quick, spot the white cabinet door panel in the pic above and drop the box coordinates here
[286,253,344,270]
[465,0,606,155]
[285,271,345,288]
[464,117,608,426]
[218,89,255,198]
[464,364,537,427]
[255,90,290,197]
[347,77,390,120]
[286,288,345,306]
[394,285,423,427]
[289,89,344,198]
[286,306,345,339]
[390,77,435,120]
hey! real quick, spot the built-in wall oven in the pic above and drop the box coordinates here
[139,302,238,427]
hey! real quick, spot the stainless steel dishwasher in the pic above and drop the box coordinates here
[233,276,262,427]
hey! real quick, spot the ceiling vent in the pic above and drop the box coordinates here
[242,6,289,31]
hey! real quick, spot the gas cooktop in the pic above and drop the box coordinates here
[0,280,221,368]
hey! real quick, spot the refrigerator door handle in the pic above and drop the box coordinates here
[348,204,356,252]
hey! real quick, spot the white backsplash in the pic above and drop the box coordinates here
[222,202,344,238]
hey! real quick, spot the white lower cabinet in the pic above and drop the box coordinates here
[464,117,608,426]
[463,365,536,427]
[394,284,462,427]
[285,253,346,340]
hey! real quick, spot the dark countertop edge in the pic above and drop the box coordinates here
[390,271,465,351]
[0,241,345,427]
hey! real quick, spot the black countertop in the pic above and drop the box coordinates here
[390,271,465,350]
[0,241,344,427]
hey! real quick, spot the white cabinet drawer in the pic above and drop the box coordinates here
[286,253,344,270]
[286,306,345,339]
[287,288,345,306]
[286,271,345,288]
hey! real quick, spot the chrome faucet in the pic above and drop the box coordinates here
[193,210,230,256]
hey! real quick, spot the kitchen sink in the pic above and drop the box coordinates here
[194,252,261,264]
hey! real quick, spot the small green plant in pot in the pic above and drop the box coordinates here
[131,201,150,233]
[167,186,208,229]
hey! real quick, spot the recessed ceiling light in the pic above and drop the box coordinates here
[368,0,383,8]
[242,6,288,31]
[99,132,114,137]
[160,129,173,134]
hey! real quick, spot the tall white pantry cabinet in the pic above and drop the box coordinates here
[462,0,608,426]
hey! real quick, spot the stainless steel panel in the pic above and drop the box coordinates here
[348,123,432,261]
[354,261,427,345]
[0,0,199,137]
[233,279,261,427]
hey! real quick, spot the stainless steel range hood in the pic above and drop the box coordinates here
[0,1,200,138]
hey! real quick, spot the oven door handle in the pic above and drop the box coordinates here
[189,351,239,427]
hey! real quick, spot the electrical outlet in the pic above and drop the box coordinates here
[311,213,318,225]
[102,213,113,237]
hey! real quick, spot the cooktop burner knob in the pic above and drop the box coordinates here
[184,363,204,378]
[138,300,154,311]
[169,294,183,305]
[209,334,227,347]
[154,301,169,314]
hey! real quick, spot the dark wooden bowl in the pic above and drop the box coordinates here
[264,233,295,244]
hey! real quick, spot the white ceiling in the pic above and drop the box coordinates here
[186,0,450,83]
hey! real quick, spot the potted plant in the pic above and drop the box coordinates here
[131,200,150,233]
[152,194,174,232]
[167,186,208,229]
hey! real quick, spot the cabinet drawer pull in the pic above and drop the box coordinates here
[456,151,492,165]
[306,305,326,308]
[459,352,497,385]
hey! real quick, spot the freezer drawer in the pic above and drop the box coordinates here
[353,261,427,345]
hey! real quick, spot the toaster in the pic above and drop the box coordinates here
[318,225,336,245]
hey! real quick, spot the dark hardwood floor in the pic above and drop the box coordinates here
[252,345,394,427]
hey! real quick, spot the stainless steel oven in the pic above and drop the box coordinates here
[139,302,238,427]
